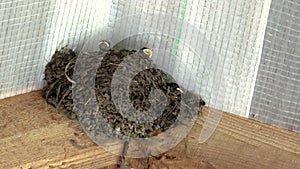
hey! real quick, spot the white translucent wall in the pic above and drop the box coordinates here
[7,0,300,130]
[174,0,272,116]
[0,0,111,98]
[97,0,272,117]
[250,0,300,133]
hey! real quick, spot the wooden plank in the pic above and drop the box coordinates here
[0,91,118,169]
[0,91,299,169]
[126,107,300,169]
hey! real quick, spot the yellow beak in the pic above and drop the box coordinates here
[143,48,153,58]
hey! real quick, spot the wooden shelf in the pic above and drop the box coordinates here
[0,91,299,169]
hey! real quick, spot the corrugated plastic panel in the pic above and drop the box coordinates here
[250,0,300,133]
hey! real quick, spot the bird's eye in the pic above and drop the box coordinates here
[143,48,153,58]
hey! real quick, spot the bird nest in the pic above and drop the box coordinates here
[43,47,205,138]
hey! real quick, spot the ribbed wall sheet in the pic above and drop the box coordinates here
[97,0,271,117]
[250,0,300,133]
[4,0,296,128]
[0,0,111,98]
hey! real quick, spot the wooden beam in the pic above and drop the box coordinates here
[0,91,118,169]
[0,91,299,169]
[127,107,300,169]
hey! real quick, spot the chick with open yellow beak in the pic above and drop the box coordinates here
[141,47,153,58]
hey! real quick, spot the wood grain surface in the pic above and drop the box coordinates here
[0,91,299,169]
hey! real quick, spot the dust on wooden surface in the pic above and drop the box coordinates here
[101,154,224,169]
[126,153,226,169]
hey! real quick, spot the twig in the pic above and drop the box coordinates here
[56,83,61,104]
[45,79,59,99]
[64,60,76,84]
[57,87,72,109]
